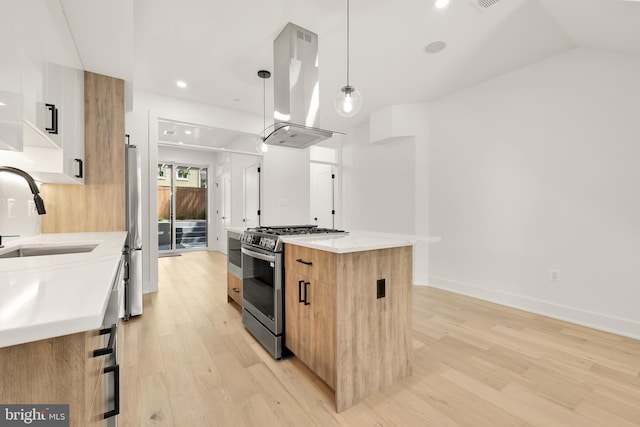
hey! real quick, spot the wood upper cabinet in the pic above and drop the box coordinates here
[284,243,414,412]
[40,71,125,233]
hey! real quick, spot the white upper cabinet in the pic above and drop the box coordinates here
[0,1,24,151]
[0,0,85,183]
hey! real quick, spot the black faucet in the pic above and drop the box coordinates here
[0,166,46,215]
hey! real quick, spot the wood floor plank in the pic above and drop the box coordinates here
[118,251,640,427]
[138,372,175,426]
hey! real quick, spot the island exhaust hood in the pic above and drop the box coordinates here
[261,23,337,149]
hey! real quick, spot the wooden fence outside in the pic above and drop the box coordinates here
[158,187,206,220]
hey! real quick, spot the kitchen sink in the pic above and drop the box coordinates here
[0,244,98,258]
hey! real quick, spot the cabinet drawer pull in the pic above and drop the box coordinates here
[304,281,310,305]
[74,158,83,178]
[296,258,313,266]
[232,287,240,293]
[45,103,59,135]
[93,324,117,357]
[298,280,305,303]
[103,364,120,419]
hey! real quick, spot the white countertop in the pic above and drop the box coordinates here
[0,231,127,348]
[281,231,441,254]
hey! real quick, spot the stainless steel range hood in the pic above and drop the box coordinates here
[262,23,336,149]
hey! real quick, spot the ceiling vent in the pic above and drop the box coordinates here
[470,0,501,11]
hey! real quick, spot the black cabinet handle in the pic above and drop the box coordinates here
[93,324,117,357]
[304,281,310,305]
[296,258,313,266]
[298,280,304,303]
[103,364,120,419]
[232,287,240,293]
[74,158,83,178]
[45,103,58,134]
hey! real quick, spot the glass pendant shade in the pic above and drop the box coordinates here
[255,138,269,154]
[334,85,362,117]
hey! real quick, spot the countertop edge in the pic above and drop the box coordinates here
[281,232,441,254]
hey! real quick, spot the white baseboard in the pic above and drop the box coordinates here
[424,276,640,340]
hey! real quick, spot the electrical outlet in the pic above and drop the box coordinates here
[549,269,560,282]
[377,279,385,299]
[7,198,15,218]
[27,200,37,217]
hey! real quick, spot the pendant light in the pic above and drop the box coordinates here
[334,0,362,117]
[256,70,270,154]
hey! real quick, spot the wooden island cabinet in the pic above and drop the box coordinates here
[284,242,414,412]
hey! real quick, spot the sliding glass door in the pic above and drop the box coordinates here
[157,163,208,251]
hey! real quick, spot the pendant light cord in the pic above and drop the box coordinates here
[262,76,266,133]
[346,0,350,87]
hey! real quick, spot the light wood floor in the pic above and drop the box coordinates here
[119,251,640,426]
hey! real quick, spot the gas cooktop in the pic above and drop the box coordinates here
[248,225,346,236]
[241,225,347,252]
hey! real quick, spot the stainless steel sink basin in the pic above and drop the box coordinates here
[0,244,98,258]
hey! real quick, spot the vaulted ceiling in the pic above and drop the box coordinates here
[62,0,640,133]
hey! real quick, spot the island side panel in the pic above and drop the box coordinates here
[335,245,413,412]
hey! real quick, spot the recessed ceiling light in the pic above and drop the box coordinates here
[163,130,176,135]
[425,41,447,54]
[178,141,184,145]
[185,130,192,135]
[176,80,187,89]
[435,0,449,8]
[0,102,6,106]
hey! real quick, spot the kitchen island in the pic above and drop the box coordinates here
[280,232,440,412]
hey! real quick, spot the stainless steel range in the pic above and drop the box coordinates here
[240,225,346,359]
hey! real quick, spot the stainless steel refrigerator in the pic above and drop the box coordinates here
[124,135,143,319]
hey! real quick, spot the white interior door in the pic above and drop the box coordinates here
[216,173,230,253]
[310,163,334,228]
[244,163,260,228]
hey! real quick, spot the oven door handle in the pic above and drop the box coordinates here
[241,247,276,263]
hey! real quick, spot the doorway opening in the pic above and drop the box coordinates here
[158,162,208,251]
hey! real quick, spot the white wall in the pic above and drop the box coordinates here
[428,48,640,339]
[342,122,416,234]
[0,174,41,242]
[261,146,310,226]
[341,104,434,283]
